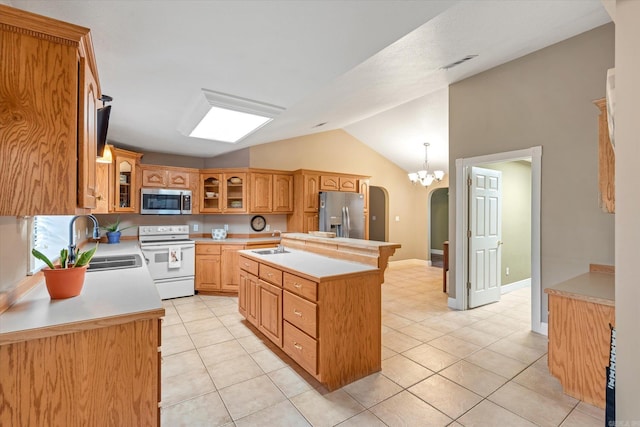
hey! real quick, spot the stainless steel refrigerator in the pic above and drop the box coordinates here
[319,191,365,239]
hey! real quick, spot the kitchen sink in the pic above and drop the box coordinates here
[87,254,143,271]
[252,248,290,255]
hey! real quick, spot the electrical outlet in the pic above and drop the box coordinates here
[506,267,510,276]
[193,224,199,232]
[224,224,229,231]
[266,224,270,232]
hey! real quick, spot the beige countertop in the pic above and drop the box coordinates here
[544,272,615,306]
[239,247,378,281]
[0,241,164,344]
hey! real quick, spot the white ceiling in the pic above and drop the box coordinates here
[11,0,610,173]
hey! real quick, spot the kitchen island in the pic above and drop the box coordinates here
[0,241,164,426]
[238,247,383,390]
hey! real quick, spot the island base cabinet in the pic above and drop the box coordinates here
[283,321,317,375]
[0,318,160,426]
[257,280,283,347]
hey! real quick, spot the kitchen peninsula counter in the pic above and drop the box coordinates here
[0,241,164,426]
[0,241,163,344]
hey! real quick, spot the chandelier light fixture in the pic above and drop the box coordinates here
[408,143,445,187]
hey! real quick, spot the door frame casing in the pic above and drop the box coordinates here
[451,146,545,335]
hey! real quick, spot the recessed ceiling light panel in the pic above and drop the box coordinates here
[178,89,285,143]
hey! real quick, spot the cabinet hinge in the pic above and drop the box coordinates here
[467,177,472,186]
[467,282,471,290]
[467,230,471,238]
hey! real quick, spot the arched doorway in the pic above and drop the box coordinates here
[369,186,387,242]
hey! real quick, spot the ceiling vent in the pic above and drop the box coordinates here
[441,55,478,70]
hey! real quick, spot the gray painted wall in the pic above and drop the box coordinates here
[449,24,615,323]
[430,188,448,252]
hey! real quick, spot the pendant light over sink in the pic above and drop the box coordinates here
[408,143,444,187]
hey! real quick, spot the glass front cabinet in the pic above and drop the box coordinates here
[200,172,246,213]
[111,147,142,212]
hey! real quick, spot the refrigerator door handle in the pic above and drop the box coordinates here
[345,206,351,238]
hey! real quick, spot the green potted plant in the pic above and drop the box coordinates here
[101,217,135,244]
[32,244,98,299]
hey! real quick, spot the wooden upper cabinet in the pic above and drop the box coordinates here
[92,162,110,214]
[594,98,615,213]
[141,166,190,189]
[250,173,273,212]
[111,147,142,212]
[273,174,293,213]
[200,173,222,213]
[359,179,370,212]
[303,174,320,212]
[320,175,357,192]
[223,173,247,213]
[0,5,101,215]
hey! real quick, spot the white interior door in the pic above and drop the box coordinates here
[468,166,502,308]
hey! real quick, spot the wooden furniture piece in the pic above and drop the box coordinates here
[0,5,101,215]
[199,170,247,213]
[594,98,615,213]
[443,241,449,292]
[239,251,381,390]
[195,243,222,291]
[545,267,615,408]
[281,233,400,284]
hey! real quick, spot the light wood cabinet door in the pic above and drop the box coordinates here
[258,279,283,347]
[359,179,369,212]
[320,175,339,191]
[111,147,142,212]
[250,173,272,212]
[273,174,294,213]
[303,174,320,212]
[77,57,99,210]
[339,177,357,192]
[141,168,167,187]
[247,272,259,327]
[93,162,110,214]
[239,270,248,317]
[221,244,243,291]
[223,173,247,213]
[167,170,189,188]
[304,212,319,233]
[195,254,221,291]
[201,173,222,213]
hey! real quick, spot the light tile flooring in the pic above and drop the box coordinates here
[160,263,605,426]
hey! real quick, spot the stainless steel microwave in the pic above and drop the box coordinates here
[140,188,192,215]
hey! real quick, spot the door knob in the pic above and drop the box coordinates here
[497,240,503,246]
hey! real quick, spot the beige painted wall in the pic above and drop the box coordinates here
[483,161,531,285]
[449,24,615,323]
[615,0,640,417]
[250,129,448,260]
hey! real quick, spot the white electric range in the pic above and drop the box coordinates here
[139,225,195,300]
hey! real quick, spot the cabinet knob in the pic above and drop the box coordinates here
[293,310,302,317]
[293,342,303,350]
[294,283,302,289]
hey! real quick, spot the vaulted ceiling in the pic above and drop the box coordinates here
[11,0,611,173]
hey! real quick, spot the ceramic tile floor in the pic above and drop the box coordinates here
[160,263,605,426]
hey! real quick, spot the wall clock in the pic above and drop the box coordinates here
[250,215,266,232]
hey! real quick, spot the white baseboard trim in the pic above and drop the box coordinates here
[533,321,548,336]
[501,278,531,294]
[388,259,429,269]
[431,249,444,255]
[448,297,462,310]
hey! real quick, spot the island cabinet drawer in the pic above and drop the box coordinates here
[283,273,317,301]
[196,244,221,255]
[259,264,283,286]
[283,321,317,375]
[239,257,259,276]
[283,291,317,338]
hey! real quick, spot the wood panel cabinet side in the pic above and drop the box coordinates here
[77,55,99,210]
[593,98,615,213]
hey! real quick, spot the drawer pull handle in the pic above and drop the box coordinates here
[293,310,302,317]
[268,273,273,277]
[293,342,303,350]
[294,283,302,289]
[244,263,249,267]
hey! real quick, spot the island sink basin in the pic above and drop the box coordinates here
[87,254,143,271]
[253,248,290,255]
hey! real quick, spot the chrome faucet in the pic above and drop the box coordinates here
[68,214,100,265]
[272,229,282,237]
